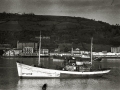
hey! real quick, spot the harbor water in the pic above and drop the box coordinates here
[0,57,120,90]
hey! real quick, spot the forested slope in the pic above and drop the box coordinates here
[0,13,120,52]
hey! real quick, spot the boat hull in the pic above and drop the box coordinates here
[16,62,110,79]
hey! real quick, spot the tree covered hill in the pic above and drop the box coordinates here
[0,13,120,52]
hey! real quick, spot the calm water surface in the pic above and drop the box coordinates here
[0,57,120,90]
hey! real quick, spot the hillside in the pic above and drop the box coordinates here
[0,13,120,52]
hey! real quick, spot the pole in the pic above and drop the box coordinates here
[91,37,93,65]
[71,47,73,56]
[38,31,41,66]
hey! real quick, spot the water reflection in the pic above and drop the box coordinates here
[0,57,120,90]
[17,79,61,90]
[16,78,112,90]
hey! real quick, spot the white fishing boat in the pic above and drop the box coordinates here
[16,36,111,78]
[16,62,110,78]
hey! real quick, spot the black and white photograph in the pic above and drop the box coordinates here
[0,0,120,90]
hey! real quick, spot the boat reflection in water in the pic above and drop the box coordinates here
[17,78,111,90]
[17,79,61,90]
[0,56,120,90]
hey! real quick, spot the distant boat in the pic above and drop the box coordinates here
[16,37,110,78]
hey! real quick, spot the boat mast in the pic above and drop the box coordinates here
[71,47,73,56]
[91,37,93,65]
[38,31,41,66]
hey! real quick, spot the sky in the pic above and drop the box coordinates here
[0,0,120,25]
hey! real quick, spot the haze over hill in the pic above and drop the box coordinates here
[0,13,120,52]
[0,0,120,25]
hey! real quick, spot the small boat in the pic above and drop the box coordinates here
[16,36,110,78]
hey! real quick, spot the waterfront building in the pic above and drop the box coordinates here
[23,47,34,53]
[17,40,49,56]
[2,49,22,56]
[2,41,49,57]
[71,48,81,56]
[71,48,90,57]
[17,41,38,51]
[0,44,12,55]
[111,46,120,53]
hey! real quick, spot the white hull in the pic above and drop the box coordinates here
[16,62,110,78]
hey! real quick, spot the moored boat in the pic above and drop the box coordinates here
[16,36,111,78]
[16,62,110,78]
